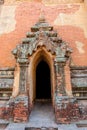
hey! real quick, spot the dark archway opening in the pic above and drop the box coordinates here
[36,60,51,99]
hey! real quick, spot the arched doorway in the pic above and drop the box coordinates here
[29,47,55,106]
[36,60,51,100]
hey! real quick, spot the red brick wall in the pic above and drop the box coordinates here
[0,2,87,67]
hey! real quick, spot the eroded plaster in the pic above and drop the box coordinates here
[75,41,85,54]
[54,4,87,38]
[0,6,16,35]
[42,0,83,5]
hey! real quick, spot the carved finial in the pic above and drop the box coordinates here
[39,9,46,23]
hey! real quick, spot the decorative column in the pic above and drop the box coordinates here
[12,43,30,122]
[12,43,29,95]
[54,46,66,97]
[54,45,80,124]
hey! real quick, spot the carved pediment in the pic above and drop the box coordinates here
[12,15,72,64]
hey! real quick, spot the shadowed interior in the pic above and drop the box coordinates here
[36,60,51,99]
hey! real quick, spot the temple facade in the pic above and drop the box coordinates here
[0,0,87,124]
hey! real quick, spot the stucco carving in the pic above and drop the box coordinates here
[12,16,72,65]
[12,44,29,64]
[71,66,87,88]
[0,68,14,88]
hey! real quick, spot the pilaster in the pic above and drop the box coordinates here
[19,63,29,95]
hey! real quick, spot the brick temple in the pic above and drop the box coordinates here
[0,0,87,129]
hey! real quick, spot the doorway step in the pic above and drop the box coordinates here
[25,127,58,130]
[28,101,57,127]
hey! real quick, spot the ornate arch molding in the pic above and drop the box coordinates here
[12,15,73,98]
[12,15,72,96]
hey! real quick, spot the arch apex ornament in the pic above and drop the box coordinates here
[39,9,46,23]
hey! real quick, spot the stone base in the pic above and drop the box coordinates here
[0,95,87,123]
[13,95,29,122]
[55,96,80,124]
